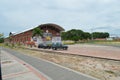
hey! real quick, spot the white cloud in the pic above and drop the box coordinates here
[0,0,120,37]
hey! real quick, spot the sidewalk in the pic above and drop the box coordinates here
[1,50,47,80]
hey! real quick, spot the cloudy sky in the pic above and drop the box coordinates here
[0,0,120,37]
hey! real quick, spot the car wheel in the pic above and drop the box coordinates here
[55,48,57,50]
[52,47,55,50]
[63,47,67,50]
[52,47,57,50]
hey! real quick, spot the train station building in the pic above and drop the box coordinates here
[5,23,64,46]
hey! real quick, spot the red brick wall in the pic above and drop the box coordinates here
[12,27,60,43]
[11,30,32,44]
[10,26,61,44]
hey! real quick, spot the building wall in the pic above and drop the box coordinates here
[40,25,60,36]
[8,24,64,45]
[11,30,32,44]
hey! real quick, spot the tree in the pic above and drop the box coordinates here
[61,29,110,42]
[83,32,91,40]
[103,32,109,38]
[92,32,109,39]
[0,33,4,43]
[32,27,43,46]
[61,32,67,40]
[32,27,43,37]
[61,29,84,42]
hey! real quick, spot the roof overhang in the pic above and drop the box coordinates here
[38,23,65,31]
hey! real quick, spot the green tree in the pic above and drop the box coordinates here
[61,29,84,42]
[32,27,43,37]
[61,32,67,40]
[92,32,109,39]
[104,32,109,38]
[83,32,91,40]
[0,33,4,43]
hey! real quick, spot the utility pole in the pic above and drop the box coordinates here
[91,28,94,40]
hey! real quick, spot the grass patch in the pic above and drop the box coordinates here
[0,43,4,46]
[84,40,120,47]
[62,40,75,45]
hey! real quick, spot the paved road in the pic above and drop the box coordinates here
[2,48,98,80]
[0,60,2,80]
[1,50,47,80]
[0,47,2,80]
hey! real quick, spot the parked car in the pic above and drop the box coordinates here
[51,42,68,50]
[38,43,51,49]
[38,43,46,48]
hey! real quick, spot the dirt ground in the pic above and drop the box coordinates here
[13,44,120,80]
[55,44,120,60]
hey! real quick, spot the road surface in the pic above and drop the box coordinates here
[2,48,99,80]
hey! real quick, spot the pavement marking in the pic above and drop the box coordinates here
[2,50,51,80]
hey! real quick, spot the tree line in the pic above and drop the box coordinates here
[61,29,109,42]
[0,33,4,43]
[0,29,110,43]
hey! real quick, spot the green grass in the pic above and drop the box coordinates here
[86,40,120,47]
[62,41,75,45]
[62,40,120,47]
[0,43,4,46]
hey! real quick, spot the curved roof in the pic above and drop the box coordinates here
[38,23,64,31]
[8,23,64,37]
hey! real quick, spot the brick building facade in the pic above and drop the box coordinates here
[5,23,64,45]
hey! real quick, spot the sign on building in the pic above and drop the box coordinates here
[52,37,61,43]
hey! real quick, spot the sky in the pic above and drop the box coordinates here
[0,0,120,37]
